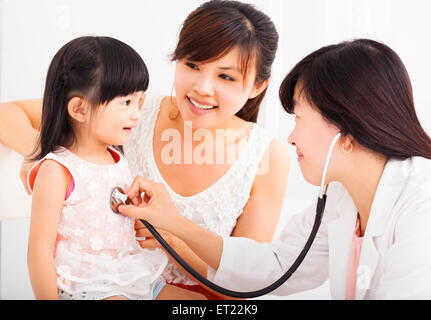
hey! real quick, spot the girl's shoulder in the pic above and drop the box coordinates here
[27,156,72,196]
[27,148,73,195]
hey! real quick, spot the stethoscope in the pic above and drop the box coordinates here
[110,132,342,298]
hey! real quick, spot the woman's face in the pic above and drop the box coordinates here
[174,47,265,129]
[288,84,342,186]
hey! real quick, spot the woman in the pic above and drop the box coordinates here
[119,39,431,299]
[0,0,289,299]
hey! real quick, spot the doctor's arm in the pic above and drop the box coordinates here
[119,177,330,296]
[212,202,330,295]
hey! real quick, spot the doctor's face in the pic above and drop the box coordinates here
[288,85,341,186]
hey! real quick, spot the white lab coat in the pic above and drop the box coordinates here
[208,157,431,299]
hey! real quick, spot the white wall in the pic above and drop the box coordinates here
[0,0,430,300]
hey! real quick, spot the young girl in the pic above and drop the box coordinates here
[0,0,290,299]
[25,36,205,300]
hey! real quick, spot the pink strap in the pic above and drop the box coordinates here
[65,179,75,200]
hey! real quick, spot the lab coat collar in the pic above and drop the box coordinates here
[354,158,410,299]
[327,188,357,299]
[363,158,411,237]
[328,158,411,299]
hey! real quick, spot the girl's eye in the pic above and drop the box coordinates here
[220,74,235,81]
[122,100,131,106]
[186,62,199,70]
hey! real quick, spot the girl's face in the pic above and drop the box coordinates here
[91,91,144,146]
[288,84,342,186]
[174,47,265,129]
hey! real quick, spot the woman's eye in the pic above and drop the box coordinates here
[220,74,235,81]
[186,62,199,70]
[122,100,131,106]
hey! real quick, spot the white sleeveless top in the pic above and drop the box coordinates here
[27,146,168,299]
[124,93,273,285]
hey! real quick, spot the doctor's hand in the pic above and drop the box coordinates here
[118,176,186,234]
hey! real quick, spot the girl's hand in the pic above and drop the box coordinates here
[119,177,186,234]
[20,158,37,195]
[134,219,176,249]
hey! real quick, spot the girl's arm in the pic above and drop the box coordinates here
[27,159,71,300]
[231,138,290,241]
[0,99,43,156]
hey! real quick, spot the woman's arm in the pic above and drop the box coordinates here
[231,138,290,242]
[119,178,330,296]
[27,159,71,299]
[0,99,42,156]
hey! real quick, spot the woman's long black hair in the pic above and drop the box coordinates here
[31,36,149,161]
[280,39,431,160]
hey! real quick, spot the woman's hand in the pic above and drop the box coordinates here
[119,176,186,234]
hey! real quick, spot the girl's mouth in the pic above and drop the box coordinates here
[122,126,135,134]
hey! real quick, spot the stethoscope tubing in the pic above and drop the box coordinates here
[139,194,326,298]
[113,132,342,298]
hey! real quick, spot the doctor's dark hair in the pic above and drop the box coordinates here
[172,0,278,123]
[280,39,431,160]
[31,36,149,161]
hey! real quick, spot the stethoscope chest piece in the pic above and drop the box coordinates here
[110,187,130,213]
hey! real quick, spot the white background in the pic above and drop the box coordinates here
[0,0,430,299]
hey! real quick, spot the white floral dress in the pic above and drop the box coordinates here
[28,146,168,300]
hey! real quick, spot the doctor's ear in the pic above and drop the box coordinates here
[67,97,89,122]
[340,134,355,154]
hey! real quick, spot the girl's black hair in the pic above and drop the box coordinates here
[280,39,431,160]
[31,36,149,161]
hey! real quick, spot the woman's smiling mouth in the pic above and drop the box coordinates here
[187,96,218,114]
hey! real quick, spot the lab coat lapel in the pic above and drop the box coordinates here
[354,233,379,300]
[355,158,410,300]
[327,189,357,299]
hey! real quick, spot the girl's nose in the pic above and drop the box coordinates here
[130,104,141,120]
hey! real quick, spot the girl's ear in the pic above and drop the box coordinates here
[67,97,88,122]
[248,78,270,99]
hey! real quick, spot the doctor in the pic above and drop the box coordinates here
[121,39,431,299]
